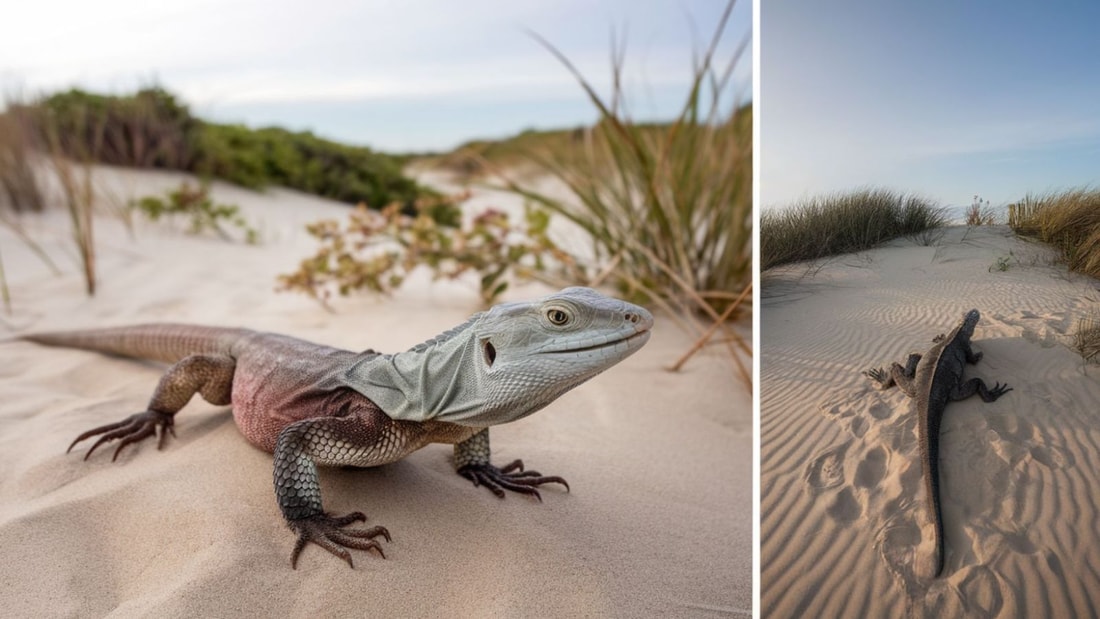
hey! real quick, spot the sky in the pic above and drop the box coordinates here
[762,2,1100,209]
[0,0,750,153]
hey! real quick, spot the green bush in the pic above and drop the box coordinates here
[131,182,259,244]
[278,195,581,307]
[10,86,428,207]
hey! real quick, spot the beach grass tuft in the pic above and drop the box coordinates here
[761,188,948,271]
[1008,188,1100,279]
[494,0,751,327]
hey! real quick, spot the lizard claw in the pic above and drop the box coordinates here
[458,459,570,502]
[287,511,391,569]
[989,382,1013,399]
[863,367,888,386]
[68,410,176,461]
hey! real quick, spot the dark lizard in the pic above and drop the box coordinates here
[20,287,653,568]
[863,309,1011,578]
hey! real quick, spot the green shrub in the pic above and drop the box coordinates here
[8,86,429,207]
[33,87,200,169]
[277,195,580,308]
[131,182,259,244]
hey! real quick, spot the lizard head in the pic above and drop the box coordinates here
[346,287,653,427]
[461,287,653,424]
[959,308,981,336]
[476,286,652,369]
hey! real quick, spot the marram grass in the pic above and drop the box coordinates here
[761,188,948,271]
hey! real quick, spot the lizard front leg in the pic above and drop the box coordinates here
[455,428,569,501]
[69,354,235,460]
[273,413,393,569]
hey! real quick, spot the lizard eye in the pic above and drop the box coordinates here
[546,308,571,326]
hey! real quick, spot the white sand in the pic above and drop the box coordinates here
[0,166,750,617]
[761,225,1100,616]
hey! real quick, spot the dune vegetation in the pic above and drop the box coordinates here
[761,188,948,271]
[1008,188,1100,280]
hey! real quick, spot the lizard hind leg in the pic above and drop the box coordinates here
[863,353,921,393]
[950,378,1012,403]
[69,354,236,461]
[454,429,569,501]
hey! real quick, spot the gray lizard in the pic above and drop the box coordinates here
[863,309,1011,578]
[21,286,653,568]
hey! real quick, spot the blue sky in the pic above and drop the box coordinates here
[1,0,749,153]
[762,2,1100,208]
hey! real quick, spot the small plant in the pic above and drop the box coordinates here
[988,250,1015,272]
[277,194,582,308]
[966,195,998,226]
[1073,312,1100,363]
[131,182,259,244]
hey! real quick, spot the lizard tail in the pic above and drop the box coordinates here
[926,441,946,578]
[21,323,251,364]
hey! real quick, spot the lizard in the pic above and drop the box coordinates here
[862,309,1011,578]
[20,286,653,568]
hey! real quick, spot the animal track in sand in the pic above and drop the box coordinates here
[804,444,847,491]
[955,565,1005,618]
[855,446,888,488]
[826,488,862,522]
[817,374,1034,604]
[1029,444,1073,469]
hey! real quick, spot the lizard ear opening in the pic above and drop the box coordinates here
[482,339,496,367]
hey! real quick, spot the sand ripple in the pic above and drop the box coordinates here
[763,226,1100,616]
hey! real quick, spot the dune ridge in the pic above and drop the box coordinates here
[762,225,1100,617]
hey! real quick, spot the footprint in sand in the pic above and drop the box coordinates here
[804,443,847,491]
[955,565,1005,618]
[849,414,868,438]
[1029,444,1074,469]
[875,515,922,591]
[826,488,861,522]
[854,446,888,488]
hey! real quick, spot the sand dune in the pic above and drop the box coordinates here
[761,225,1100,616]
[0,166,750,617]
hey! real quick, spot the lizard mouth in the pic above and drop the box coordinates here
[552,328,651,354]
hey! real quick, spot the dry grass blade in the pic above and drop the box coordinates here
[669,281,752,385]
[497,0,751,376]
[40,102,103,296]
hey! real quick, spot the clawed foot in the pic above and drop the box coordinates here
[287,511,391,569]
[67,410,176,461]
[989,382,1012,399]
[458,459,569,501]
[862,367,888,386]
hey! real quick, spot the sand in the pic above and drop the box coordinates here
[761,225,1100,616]
[0,166,750,617]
